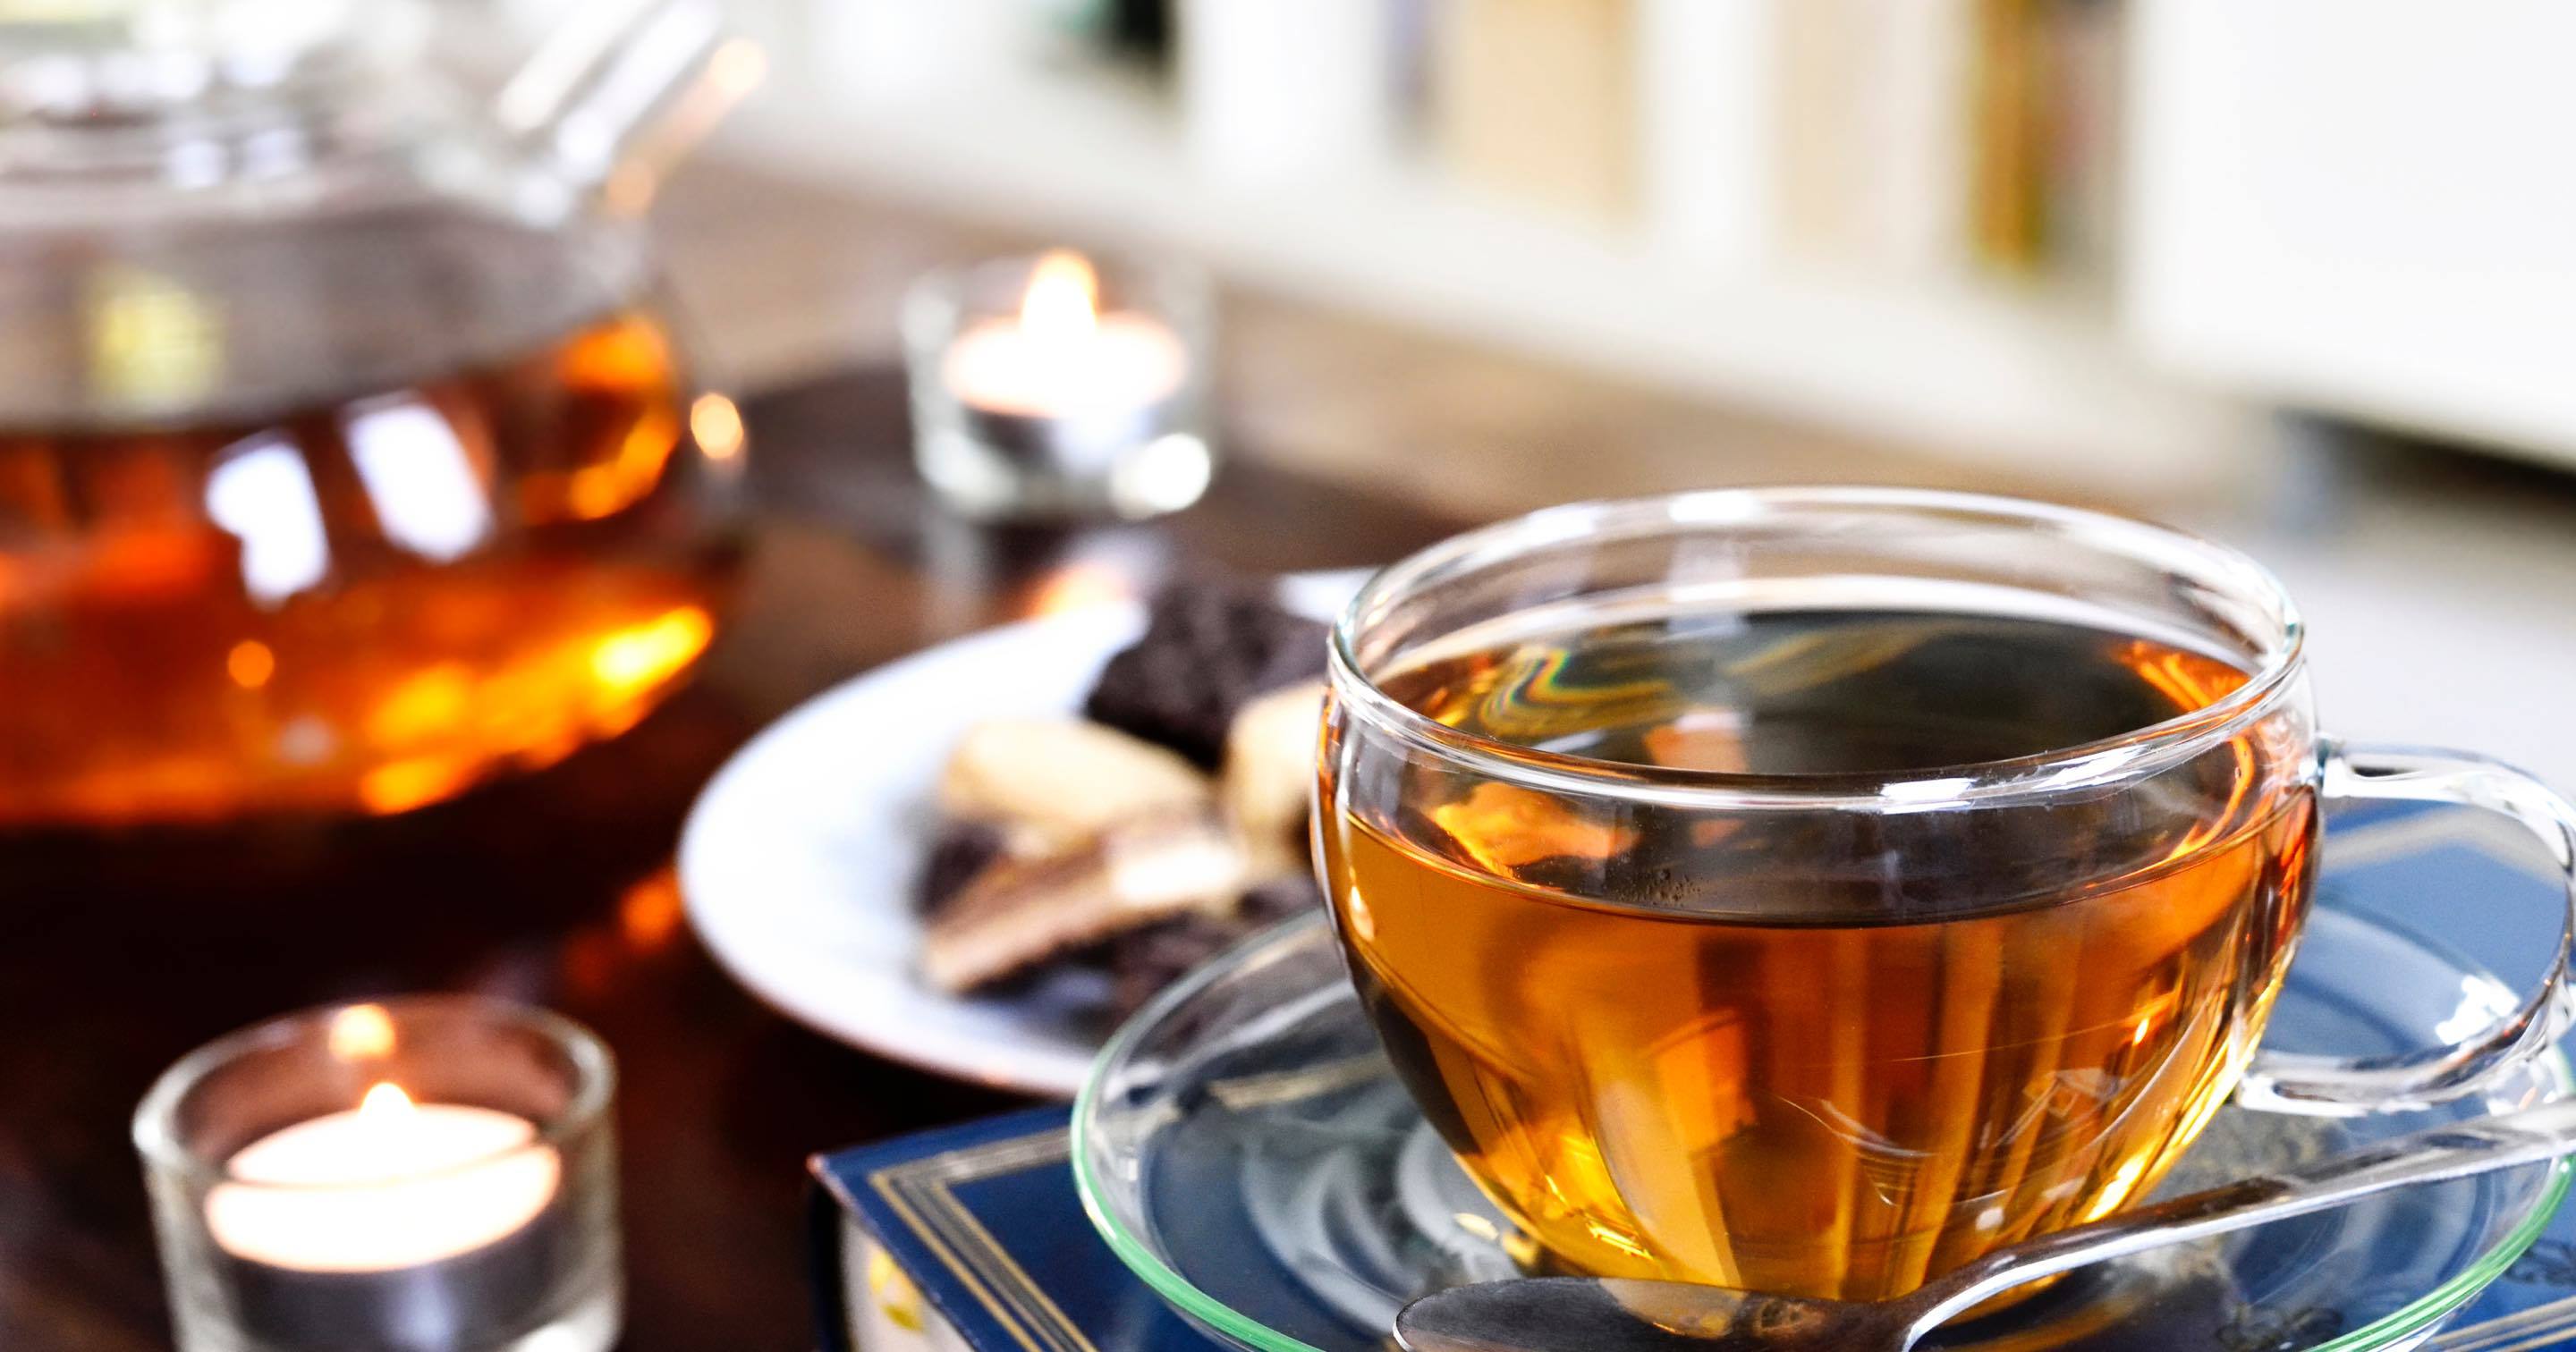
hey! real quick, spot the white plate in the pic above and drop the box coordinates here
[677,572,1365,1097]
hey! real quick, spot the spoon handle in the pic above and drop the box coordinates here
[1909,1097,2576,1335]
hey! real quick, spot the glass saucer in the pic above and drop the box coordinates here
[1074,908,2572,1352]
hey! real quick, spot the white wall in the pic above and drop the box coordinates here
[2127,0,2576,467]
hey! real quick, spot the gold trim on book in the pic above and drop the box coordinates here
[869,1129,1098,1352]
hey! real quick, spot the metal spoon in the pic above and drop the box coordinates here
[1396,1098,2576,1352]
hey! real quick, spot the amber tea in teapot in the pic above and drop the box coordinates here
[0,312,726,824]
[0,0,750,825]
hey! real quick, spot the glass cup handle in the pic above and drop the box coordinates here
[2239,739,2576,1116]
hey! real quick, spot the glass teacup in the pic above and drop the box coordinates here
[1319,488,2576,1300]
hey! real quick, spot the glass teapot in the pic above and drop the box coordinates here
[0,0,751,825]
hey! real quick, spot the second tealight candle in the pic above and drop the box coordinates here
[905,249,1216,520]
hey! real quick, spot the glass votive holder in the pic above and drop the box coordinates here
[132,996,619,1352]
[902,249,1216,520]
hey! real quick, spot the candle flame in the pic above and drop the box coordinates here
[360,1082,415,1118]
[326,1004,397,1060]
[1021,249,1098,342]
[689,393,745,462]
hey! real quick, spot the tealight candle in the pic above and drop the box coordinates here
[905,249,1216,520]
[208,1084,559,1272]
[136,998,619,1352]
[941,250,1189,418]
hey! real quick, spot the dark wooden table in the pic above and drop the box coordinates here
[0,368,1468,1351]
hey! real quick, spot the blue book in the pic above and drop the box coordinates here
[811,804,2576,1352]
[811,1106,1205,1352]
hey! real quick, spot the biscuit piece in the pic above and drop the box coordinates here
[921,813,1248,993]
[1084,583,1329,768]
[936,718,1211,853]
[1223,680,1326,878]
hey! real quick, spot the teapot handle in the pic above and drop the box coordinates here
[496,0,760,208]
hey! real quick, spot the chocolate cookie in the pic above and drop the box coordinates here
[1084,582,1329,768]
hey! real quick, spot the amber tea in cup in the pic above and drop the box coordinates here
[1320,490,2576,1303]
[1330,609,2311,1299]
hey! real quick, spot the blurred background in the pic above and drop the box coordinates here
[7,0,2575,807]
[666,0,2576,780]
